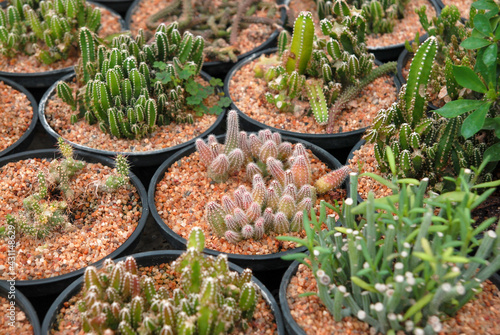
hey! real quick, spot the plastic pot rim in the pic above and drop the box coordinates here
[0,281,42,335]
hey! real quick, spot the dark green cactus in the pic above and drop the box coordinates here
[77,228,260,334]
[259,7,396,128]
[0,0,102,64]
[57,23,230,139]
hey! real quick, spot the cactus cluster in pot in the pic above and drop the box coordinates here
[0,0,102,64]
[3,138,130,238]
[56,22,230,139]
[279,155,500,335]
[143,0,283,62]
[196,110,351,243]
[255,6,396,132]
[77,228,260,334]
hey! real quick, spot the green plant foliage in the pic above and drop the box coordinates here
[0,0,101,64]
[77,228,259,334]
[257,7,396,129]
[278,167,500,334]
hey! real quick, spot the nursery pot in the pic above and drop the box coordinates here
[148,133,344,272]
[125,0,288,80]
[0,76,38,158]
[0,281,41,335]
[0,149,149,298]
[38,72,226,168]
[0,1,126,90]
[41,250,285,334]
[92,0,133,17]
[224,48,401,151]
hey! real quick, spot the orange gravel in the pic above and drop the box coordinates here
[287,264,500,335]
[0,158,142,280]
[0,81,33,153]
[154,149,346,255]
[0,296,34,335]
[50,261,278,334]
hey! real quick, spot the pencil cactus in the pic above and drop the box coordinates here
[0,0,101,64]
[258,7,396,129]
[77,228,260,334]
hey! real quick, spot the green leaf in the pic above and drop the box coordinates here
[473,178,500,188]
[474,14,493,36]
[482,117,500,137]
[218,96,232,108]
[483,43,498,68]
[434,191,479,203]
[461,102,491,139]
[351,277,378,293]
[473,0,499,11]
[484,142,500,161]
[209,77,224,87]
[403,293,434,320]
[435,99,488,118]
[280,252,309,261]
[453,66,487,93]
[461,37,491,49]
[359,172,397,190]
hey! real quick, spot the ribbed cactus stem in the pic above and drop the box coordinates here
[315,166,352,194]
[224,110,240,155]
[286,11,314,75]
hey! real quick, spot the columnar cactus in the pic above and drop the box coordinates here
[0,0,101,64]
[258,7,396,129]
[57,22,229,139]
[77,228,260,334]
[198,110,349,243]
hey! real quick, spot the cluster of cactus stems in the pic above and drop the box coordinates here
[57,22,229,139]
[256,7,396,131]
[279,162,500,335]
[365,36,492,189]
[78,228,259,334]
[315,0,409,34]
[5,138,130,238]
[144,0,282,62]
[0,0,102,64]
[197,110,350,243]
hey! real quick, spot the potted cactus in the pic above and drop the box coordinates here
[149,110,349,271]
[125,0,286,79]
[39,22,230,167]
[0,0,125,89]
[42,228,285,334]
[224,8,399,150]
[0,138,148,298]
[279,165,500,335]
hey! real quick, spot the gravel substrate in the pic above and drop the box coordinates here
[0,158,142,280]
[228,57,397,135]
[154,149,346,255]
[43,80,219,153]
[287,0,436,48]
[287,263,500,335]
[0,5,123,73]
[0,81,33,153]
[128,0,282,62]
[50,261,278,334]
[0,296,33,335]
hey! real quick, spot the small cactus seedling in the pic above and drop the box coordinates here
[77,228,260,334]
[258,7,396,130]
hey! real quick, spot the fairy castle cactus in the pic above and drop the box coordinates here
[56,22,230,139]
[257,8,396,131]
[280,166,500,335]
[0,0,101,64]
[6,138,130,238]
[197,110,350,242]
[143,0,282,62]
[77,228,259,334]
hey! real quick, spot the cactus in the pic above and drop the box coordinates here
[279,169,500,335]
[57,23,230,139]
[143,0,283,63]
[258,7,396,128]
[0,0,102,64]
[77,228,260,334]
[198,111,349,242]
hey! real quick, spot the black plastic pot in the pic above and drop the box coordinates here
[42,250,285,334]
[125,0,288,80]
[148,133,344,272]
[0,281,41,335]
[0,1,126,90]
[0,76,38,158]
[92,0,133,17]
[224,47,401,152]
[0,148,149,298]
[38,72,226,167]
[279,258,500,335]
